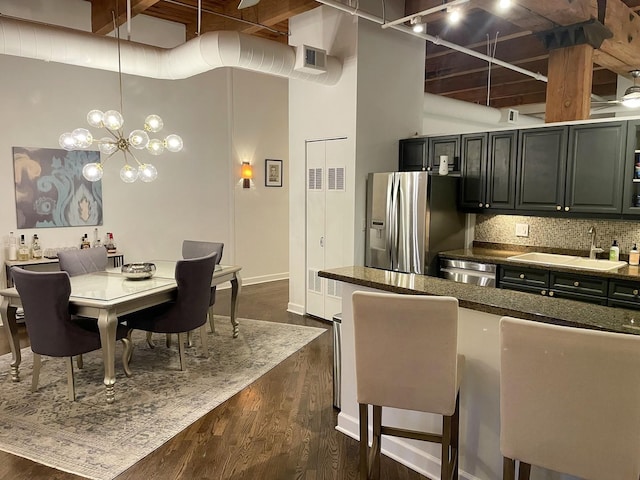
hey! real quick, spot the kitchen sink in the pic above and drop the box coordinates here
[507,252,627,272]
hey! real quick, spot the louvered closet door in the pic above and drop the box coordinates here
[306,140,326,319]
[305,138,348,320]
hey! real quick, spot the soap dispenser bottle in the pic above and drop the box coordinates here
[609,239,620,262]
[630,243,640,266]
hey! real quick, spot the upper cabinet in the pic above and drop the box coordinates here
[515,122,626,215]
[565,122,626,214]
[623,119,640,215]
[515,126,568,212]
[460,131,516,210]
[399,135,460,173]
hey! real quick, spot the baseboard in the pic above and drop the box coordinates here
[216,273,288,290]
[287,303,305,315]
[336,412,482,480]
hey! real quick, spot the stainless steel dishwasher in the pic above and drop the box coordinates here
[440,259,497,287]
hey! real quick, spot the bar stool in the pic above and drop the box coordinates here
[352,291,463,480]
[499,317,640,480]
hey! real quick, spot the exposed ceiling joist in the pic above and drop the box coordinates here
[90,0,161,35]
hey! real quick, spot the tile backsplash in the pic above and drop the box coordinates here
[474,214,640,254]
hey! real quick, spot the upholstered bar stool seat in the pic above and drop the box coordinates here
[499,317,640,480]
[352,292,463,480]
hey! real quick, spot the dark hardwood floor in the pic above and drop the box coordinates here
[0,280,430,480]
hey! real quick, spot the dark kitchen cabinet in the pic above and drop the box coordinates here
[398,137,427,171]
[428,135,460,173]
[622,119,640,214]
[608,278,640,309]
[565,121,626,214]
[549,271,608,305]
[499,265,549,295]
[460,130,516,210]
[515,126,568,212]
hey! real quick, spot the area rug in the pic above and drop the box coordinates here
[0,317,326,480]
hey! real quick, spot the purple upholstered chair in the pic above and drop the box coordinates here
[11,267,132,401]
[121,253,217,371]
[57,247,108,277]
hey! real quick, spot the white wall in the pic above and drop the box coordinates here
[0,0,290,286]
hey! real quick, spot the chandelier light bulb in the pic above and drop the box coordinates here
[165,134,184,152]
[120,164,139,183]
[138,163,158,182]
[147,138,165,155]
[144,114,163,133]
[82,162,104,182]
[59,132,76,151]
[98,137,119,155]
[129,129,150,149]
[87,110,105,128]
[103,110,124,130]
[72,128,93,149]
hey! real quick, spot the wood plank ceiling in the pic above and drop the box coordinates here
[86,0,640,112]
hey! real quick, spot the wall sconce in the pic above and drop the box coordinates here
[241,162,253,188]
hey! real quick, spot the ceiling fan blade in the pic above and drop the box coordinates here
[238,0,260,8]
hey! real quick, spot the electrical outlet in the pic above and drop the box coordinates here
[515,223,529,237]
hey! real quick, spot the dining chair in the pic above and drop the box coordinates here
[352,291,463,480]
[121,253,217,371]
[11,267,132,401]
[57,247,108,277]
[182,240,223,334]
[500,316,640,480]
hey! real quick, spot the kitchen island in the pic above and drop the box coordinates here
[319,266,639,480]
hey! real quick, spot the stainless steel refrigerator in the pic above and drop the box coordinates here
[365,172,465,275]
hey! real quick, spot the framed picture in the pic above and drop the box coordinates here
[265,159,283,187]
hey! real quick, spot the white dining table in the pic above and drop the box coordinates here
[0,261,242,404]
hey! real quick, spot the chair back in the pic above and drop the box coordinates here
[500,316,640,480]
[182,240,224,265]
[352,291,460,415]
[167,253,217,332]
[58,248,108,276]
[11,267,101,357]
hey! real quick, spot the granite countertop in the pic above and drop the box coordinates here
[318,266,640,336]
[439,244,640,281]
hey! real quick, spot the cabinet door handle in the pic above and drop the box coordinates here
[634,289,639,296]
[485,203,490,208]
[519,273,525,279]
[556,205,562,211]
[574,281,580,287]
[320,236,324,247]
[549,291,555,297]
[541,290,547,296]
[564,206,570,212]
[478,203,483,207]
[427,166,432,171]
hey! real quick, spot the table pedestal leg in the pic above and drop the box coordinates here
[97,309,118,404]
[230,273,242,338]
[1,298,21,382]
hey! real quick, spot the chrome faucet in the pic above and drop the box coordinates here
[588,226,604,259]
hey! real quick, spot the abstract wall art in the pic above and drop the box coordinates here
[13,147,103,228]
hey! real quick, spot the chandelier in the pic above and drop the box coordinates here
[58,8,182,183]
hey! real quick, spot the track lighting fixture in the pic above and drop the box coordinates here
[622,70,640,108]
[410,16,425,33]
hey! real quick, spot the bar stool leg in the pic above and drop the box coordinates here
[518,461,531,480]
[451,393,460,479]
[442,414,452,480]
[503,457,516,480]
[359,403,369,480]
[372,405,382,480]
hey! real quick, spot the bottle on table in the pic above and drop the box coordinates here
[8,231,17,261]
[105,232,117,254]
[81,234,91,249]
[92,228,101,248]
[630,244,640,266]
[31,234,42,259]
[17,235,30,261]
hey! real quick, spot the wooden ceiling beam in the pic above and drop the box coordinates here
[545,44,594,121]
[90,0,161,35]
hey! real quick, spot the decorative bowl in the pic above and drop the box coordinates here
[121,262,156,279]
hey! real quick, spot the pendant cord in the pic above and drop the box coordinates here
[112,10,124,116]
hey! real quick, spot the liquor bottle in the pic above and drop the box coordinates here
[105,232,117,254]
[81,234,91,249]
[8,232,17,261]
[17,235,30,261]
[31,234,42,259]
[92,228,102,248]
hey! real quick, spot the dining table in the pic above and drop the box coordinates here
[0,261,242,404]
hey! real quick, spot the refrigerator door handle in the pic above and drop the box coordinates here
[389,173,399,270]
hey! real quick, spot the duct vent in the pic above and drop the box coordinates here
[295,45,327,75]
